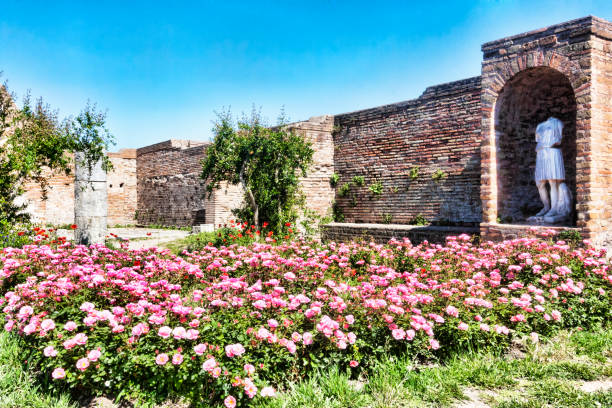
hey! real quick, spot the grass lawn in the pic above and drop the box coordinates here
[2,328,611,408]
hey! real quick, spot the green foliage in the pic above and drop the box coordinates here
[352,175,365,187]
[409,166,419,181]
[332,202,345,222]
[556,229,583,246]
[381,213,393,224]
[0,78,114,224]
[183,227,257,252]
[368,180,383,197]
[329,173,340,187]
[337,182,351,198]
[431,169,447,183]
[0,332,76,408]
[409,214,428,226]
[0,220,33,249]
[201,109,314,235]
[66,102,114,173]
[300,208,333,240]
[261,329,612,408]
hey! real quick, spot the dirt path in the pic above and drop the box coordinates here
[56,227,189,251]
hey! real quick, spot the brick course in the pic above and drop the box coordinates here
[333,77,482,225]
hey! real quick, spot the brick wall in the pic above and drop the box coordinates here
[479,16,612,247]
[290,115,335,218]
[332,77,482,225]
[135,116,334,229]
[22,150,137,226]
[107,149,137,225]
[136,140,216,227]
[22,168,75,225]
[589,20,612,248]
[321,222,478,244]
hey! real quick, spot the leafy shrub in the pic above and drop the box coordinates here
[0,221,33,249]
[410,214,428,226]
[432,169,447,183]
[329,173,340,187]
[338,183,351,198]
[556,229,583,247]
[332,202,345,222]
[381,213,393,224]
[409,166,420,181]
[201,110,313,235]
[0,230,610,406]
[352,176,365,187]
[368,181,383,197]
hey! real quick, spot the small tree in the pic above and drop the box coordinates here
[0,76,114,224]
[201,110,314,234]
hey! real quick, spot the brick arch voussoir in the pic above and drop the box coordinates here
[488,51,581,96]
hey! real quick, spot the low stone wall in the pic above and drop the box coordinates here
[480,223,581,242]
[321,222,479,244]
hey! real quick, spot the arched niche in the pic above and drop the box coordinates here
[494,67,577,225]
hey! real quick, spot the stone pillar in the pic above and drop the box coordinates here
[74,152,107,245]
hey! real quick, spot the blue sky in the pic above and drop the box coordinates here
[1,1,611,149]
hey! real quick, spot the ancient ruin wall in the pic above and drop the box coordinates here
[590,20,612,248]
[137,140,212,227]
[22,150,137,226]
[107,149,138,225]
[135,116,334,229]
[479,16,612,246]
[332,77,482,225]
[22,168,75,226]
[290,115,335,219]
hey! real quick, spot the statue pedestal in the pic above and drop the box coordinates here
[526,213,570,225]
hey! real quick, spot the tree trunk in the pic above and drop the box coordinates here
[239,162,258,228]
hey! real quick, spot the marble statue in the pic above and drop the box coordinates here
[527,117,572,224]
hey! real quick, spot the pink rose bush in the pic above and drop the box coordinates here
[0,231,610,406]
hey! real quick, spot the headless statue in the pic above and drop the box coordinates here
[527,117,572,224]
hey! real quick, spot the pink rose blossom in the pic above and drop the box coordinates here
[76,357,89,371]
[52,367,66,379]
[155,353,169,365]
[44,346,57,357]
[224,395,236,408]
[87,349,101,362]
[194,343,207,355]
[172,353,183,365]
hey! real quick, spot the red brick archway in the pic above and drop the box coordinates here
[480,48,591,230]
[494,67,577,225]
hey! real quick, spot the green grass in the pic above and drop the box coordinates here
[257,329,612,408]
[0,332,76,408]
[2,328,611,407]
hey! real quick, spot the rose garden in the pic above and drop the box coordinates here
[2,15,612,408]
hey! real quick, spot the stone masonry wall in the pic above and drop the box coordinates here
[290,115,335,218]
[321,222,478,245]
[107,149,137,225]
[479,16,612,247]
[589,21,612,248]
[136,140,214,227]
[332,77,482,225]
[135,116,334,229]
[22,150,137,226]
[22,168,75,226]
